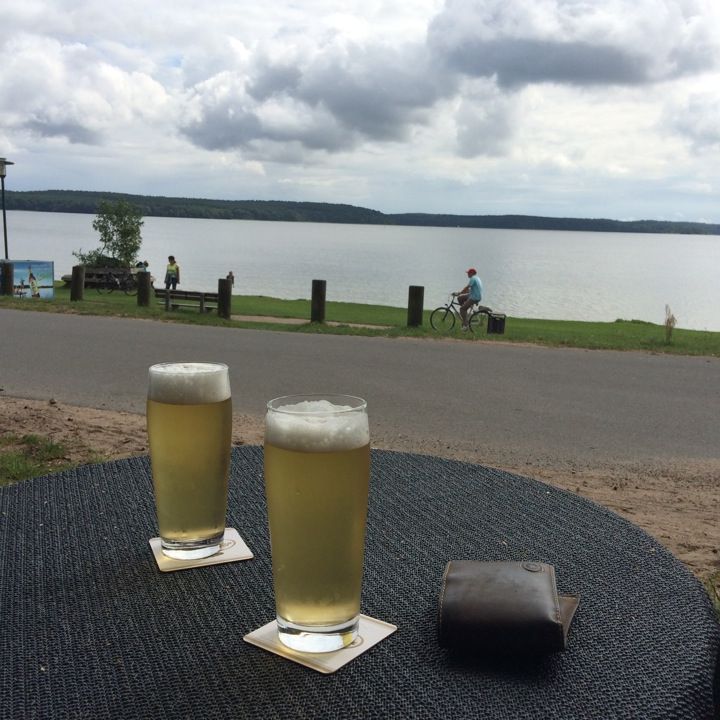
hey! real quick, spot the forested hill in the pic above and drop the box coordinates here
[6,189,720,236]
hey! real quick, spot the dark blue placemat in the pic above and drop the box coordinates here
[0,447,718,719]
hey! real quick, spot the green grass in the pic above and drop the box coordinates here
[232,294,408,325]
[0,434,72,485]
[1,282,718,357]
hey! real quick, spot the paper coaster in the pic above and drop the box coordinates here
[243,615,397,674]
[149,528,253,572]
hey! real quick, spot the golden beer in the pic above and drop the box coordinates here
[264,395,370,652]
[147,363,232,559]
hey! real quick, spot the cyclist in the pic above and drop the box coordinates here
[453,268,483,331]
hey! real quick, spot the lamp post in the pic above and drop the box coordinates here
[0,157,14,260]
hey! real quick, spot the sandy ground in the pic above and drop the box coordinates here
[1,395,718,594]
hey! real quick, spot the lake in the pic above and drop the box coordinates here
[7,210,720,331]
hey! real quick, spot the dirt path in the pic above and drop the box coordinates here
[1,396,718,593]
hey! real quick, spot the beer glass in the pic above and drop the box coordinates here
[147,362,232,560]
[264,395,370,653]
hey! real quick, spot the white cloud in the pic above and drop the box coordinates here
[665,89,720,150]
[0,33,170,145]
[454,80,518,157]
[1,0,720,221]
[428,0,720,86]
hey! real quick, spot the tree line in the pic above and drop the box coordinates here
[6,189,720,235]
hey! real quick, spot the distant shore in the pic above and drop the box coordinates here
[7,189,720,236]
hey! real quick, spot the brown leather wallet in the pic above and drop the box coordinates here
[437,561,579,654]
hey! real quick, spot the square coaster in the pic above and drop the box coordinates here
[243,615,397,674]
[149,528,253,572]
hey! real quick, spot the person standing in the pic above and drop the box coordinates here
[165,256,180,290]
[454,267,483,331]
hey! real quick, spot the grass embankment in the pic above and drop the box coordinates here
[0,283,718,356]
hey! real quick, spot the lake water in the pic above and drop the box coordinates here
[7,210,720,331]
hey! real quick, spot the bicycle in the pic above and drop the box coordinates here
[430,294,489,333]
[96,271,138,296]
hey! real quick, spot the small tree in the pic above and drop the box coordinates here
[74,200,144,267]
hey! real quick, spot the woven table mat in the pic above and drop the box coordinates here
[0,447,718,719]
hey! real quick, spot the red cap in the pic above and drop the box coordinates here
[466,268,476,275]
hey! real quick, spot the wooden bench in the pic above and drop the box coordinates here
[154,288,219,313]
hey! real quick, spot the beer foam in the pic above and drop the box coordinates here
[148,363,231,404]
[265,399,369,452]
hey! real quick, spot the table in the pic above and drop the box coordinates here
[1,448,718,719]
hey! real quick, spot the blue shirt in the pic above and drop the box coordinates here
[468,275,482,302]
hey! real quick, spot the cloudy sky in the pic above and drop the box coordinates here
[2,0,720,221]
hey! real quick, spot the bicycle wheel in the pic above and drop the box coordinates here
[123,277,138,296]
[97,282,114,294]
[468,310,485,334]
[430,306,456,332]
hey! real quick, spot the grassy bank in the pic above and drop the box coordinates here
[0,434,75,485]
[0,283,718,357]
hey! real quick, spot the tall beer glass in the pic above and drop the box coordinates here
[264,395,370,653]
[147,362,232,560]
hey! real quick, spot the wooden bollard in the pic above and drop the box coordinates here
[136,271,151,307]
[407,285,424,327]
[217,277,232,319]
[1,262,13,296]
[311,279,326,323]
[70,265,85,301]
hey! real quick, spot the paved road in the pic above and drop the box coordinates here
[1,309,719,465]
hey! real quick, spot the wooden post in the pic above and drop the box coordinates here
[311,279,326,323]
[1,261,12,296]
[217,278,232,319]
[70,265,85,301]
[407,285,424,327]
[137,271,151,307]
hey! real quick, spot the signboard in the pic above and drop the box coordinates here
[0,260,55,299]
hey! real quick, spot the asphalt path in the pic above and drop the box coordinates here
[1,309,719,465]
